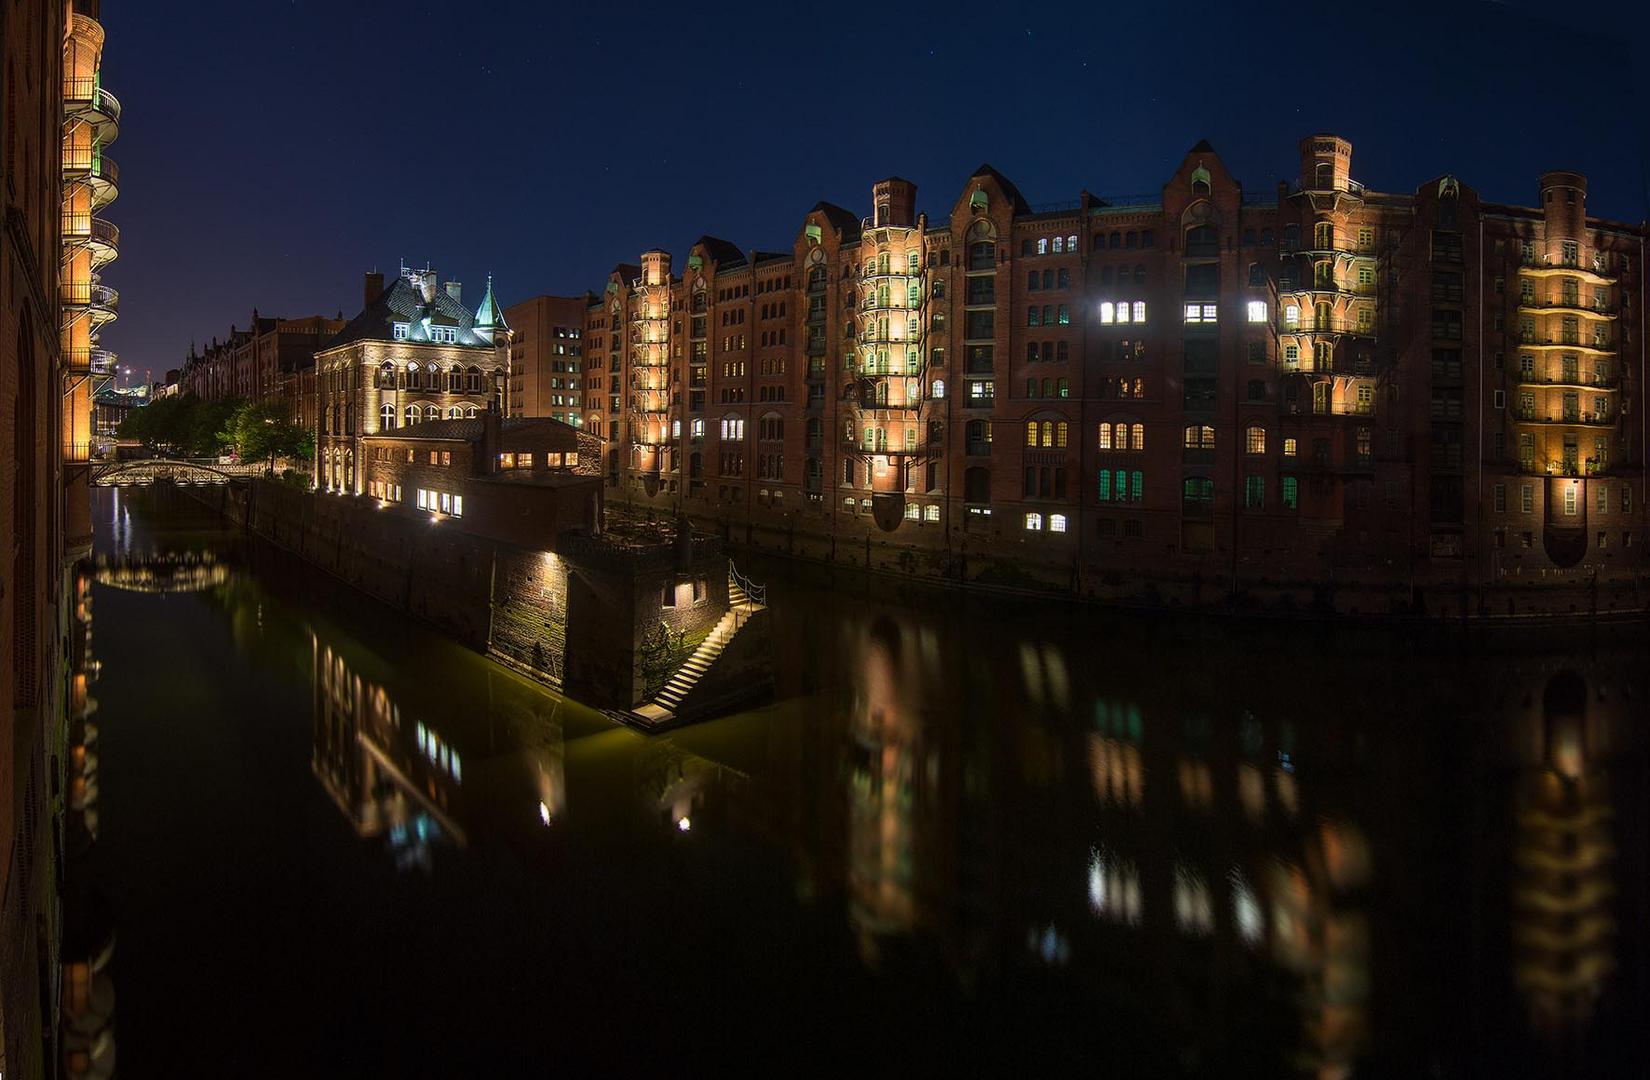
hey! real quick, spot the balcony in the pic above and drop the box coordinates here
[60,282,118,322]
[1518,260,1616,285]
[1514,410,1614,427]
[1516,299,1615,320]
[1516,375,1617,391]
[63,80,121,135]
[1278,317,1376,337]
[1518,333,1614,353]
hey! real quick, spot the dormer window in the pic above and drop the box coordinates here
[392,322,409,341]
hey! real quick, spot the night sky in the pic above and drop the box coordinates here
[105,0,1647,384]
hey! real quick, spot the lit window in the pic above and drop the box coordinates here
[904,503,921,520]
[1284,305,1300,326]
[392,322,409,340]
[1283,437,1298,457]
[1184,303,1218,323]
[1024,512,1043,531]
[1049,514,1067,533]
[452,495,463,516]
[932,379,945,399]
[519,453,533,468]
[1246,300,1268,323]
[439,492,452,513]
[416,489,428,510]
[924,505,940,522]
[499,452,515,468]
[1132,301,1146,323]
[1100,302,1115,324]
[1245,426,1266,454]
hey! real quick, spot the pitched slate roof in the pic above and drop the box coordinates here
[695,235,745,268]
[809,201,861,241]
[322,272,498,352]
[969,163,1031,215]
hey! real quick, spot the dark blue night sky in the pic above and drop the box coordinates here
[104,0,1647,383]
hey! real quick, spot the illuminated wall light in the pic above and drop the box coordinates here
[676,815,691,832]
[538,801,552,826]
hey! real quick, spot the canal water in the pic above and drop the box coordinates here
[86,486,1646,1077]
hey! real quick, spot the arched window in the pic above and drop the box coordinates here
[425,404,439,421]
[1315,161,1334,189]
[1109,231,1122,249]
[968,241,995,271]
[405,404,420,425]
[1098,423,1112,450]
[406,362,421,389]
[466,406,478,419]
[720,414,744,441]
[380,404,394,430]
[446,406,460,419]
[1036,238,1048,255]
[931,379,945,399]
[1245,425,1266,454]
[467,367,483,393]
[448,365,463,391]
[1314,222,1333,250]
[379,361,396,388]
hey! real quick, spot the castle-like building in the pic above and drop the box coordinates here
[573,135,1646,608]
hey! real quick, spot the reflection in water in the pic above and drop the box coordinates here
[312,634,467,869]
[1513,670,1619,1035]
[86,486,1649,1075]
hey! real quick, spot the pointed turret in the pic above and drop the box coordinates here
[474,273,508,343]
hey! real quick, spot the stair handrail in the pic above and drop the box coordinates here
[727,561,766,607]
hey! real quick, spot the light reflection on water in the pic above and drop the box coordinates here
[87,486,1647,1076]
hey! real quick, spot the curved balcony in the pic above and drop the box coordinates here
[1279,317,1375,338]
[1514,410,1615,428]
[1516,375,1616,391]
[62,150,118,207]
[1518,335,1614,354]
[1518,261,1616,285]
[63,80,121,141]
[83,217,119,264]
[1517,300,1615,320]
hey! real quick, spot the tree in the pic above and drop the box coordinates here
[222,398,310,472]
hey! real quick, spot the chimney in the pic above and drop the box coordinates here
[479,396,503,474]
[364,271,384,308]
[444,281,462,303]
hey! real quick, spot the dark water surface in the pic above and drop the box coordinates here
[87,486,1647,1077]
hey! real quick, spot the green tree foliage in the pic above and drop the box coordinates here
[118,394,310,466]
[221,399,310,470]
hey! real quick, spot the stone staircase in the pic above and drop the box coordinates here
[652,573,760,713]
[608,564,766,731]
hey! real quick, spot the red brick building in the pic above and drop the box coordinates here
[176,310,344,429]
[360,410,603,548]
[504,293,589,424]
[579,135,1647,611]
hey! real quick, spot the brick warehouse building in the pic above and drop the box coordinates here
[582,135,1647,612]
[177,311,345,432]
[505,293,590,424]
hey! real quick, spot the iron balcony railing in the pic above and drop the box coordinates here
[63,80,121,124]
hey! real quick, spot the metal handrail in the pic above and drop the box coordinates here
[727,561,766,607]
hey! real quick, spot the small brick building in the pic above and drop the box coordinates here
[360,407,605,548]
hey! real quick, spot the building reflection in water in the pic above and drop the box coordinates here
[63,562,116,1079]
[1512,669,1620,1036]
[311,632,467,870]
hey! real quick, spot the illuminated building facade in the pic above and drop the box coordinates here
[315,265,510,494]
[504,293,588,423]
[61,0,119,551]
[581,136,1647,607]
[2,0,72,1074]
[175,311,344,430]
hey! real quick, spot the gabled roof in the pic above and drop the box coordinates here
[695,235,745,268]
[808,201,861,241]
[969,163,1031,214]
[322,272,497,352]
[1189,139,1216,154]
